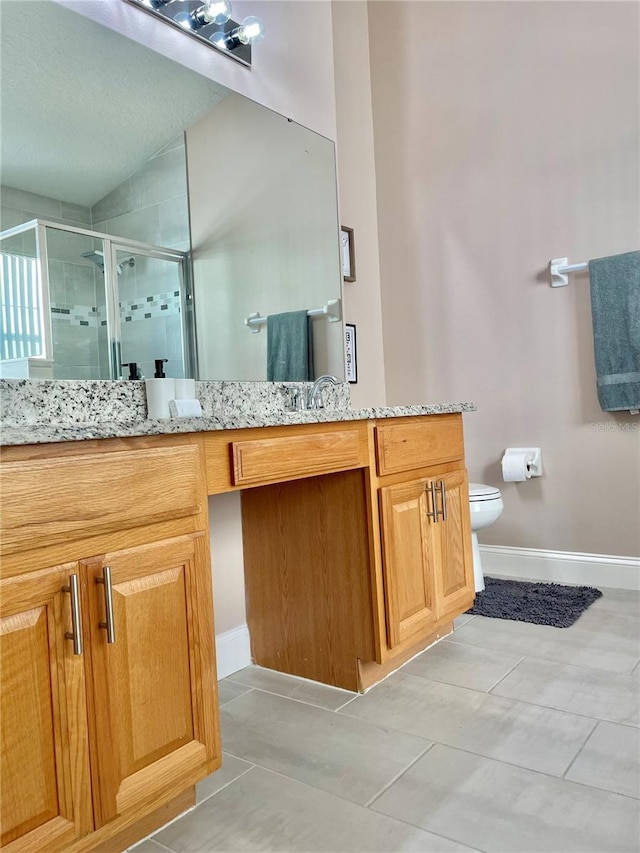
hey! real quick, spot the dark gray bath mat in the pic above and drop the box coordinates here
[467,576,602,628]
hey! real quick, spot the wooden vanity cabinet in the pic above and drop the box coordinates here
[0,563,93,853]
[0,437,220,853]
[81,535,218,832]
[239,414,474,691]
[0,412,473,849]
[432,470,474,620]
[379,479,437,648]
[379,469,474,650]
[373,416,474,667]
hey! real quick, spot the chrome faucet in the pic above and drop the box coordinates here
[306,374,340,410]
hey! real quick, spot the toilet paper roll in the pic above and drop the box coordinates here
[145,378,175,419]
[501,451,533,482]
[174,378,196,400]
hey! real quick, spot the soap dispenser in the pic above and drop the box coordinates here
[122,362,140,381]
[145,359,175,419]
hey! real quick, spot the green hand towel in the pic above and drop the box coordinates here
[267,310,315,382]
[588,250,640,412]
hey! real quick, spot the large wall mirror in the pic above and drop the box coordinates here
[0,0,344,382]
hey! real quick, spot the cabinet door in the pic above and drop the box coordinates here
[380,480,437,648]
[432,470,474,620]
[0,564,92,853]
[82,534,220,828]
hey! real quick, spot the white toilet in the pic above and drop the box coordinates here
[468,483,504,593]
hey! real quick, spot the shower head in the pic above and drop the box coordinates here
[82,250,105,271]
[118,256,135,272]
[81,251,135,275]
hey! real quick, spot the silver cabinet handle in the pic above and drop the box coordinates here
[96,565,116,644]
[438,480,448,521]
[63,573,83,655]
[425,481,439,523]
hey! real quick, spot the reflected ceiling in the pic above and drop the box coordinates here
[0,0,229,206]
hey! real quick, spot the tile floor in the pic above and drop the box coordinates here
[135,585,640,852]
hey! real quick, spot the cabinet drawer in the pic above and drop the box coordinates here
[231,430,363,487]
[0,445,203,557]
[375,416,464,476]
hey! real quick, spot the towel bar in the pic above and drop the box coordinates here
[245,298,342,333]
[550,258,588,287]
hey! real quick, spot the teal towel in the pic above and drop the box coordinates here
[588,250,640,412]
[266,310,314,382]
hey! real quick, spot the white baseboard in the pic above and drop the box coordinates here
[212,550,640,675]
[479,545,640,591]
[215,624,251,678]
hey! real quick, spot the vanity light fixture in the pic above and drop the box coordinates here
[209,15,265,50]
[126,0,265,67]
[187,0,232,29]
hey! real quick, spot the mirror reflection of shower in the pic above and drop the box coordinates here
[0,218,194,380]
[82,250,135,275]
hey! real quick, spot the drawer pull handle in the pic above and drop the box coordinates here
[438,480,448,521]
[63,574,83,655]
[96,565,116,644]
[426,481,439,523]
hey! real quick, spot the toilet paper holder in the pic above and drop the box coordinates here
[502,447,543,477]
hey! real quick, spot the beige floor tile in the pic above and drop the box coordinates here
[220,689,431,805]
[227,664,356,711]
[590,587,640,617]
[571,606,640,644]
[155,766,478,852]
[565,721,640,798]
[404,639,523,692]
[451,614,639,673]
[218,679,252,707]
[340,671,595,776]
[492,657,640,726]
[371,743,640,853]
[196,753,253,804]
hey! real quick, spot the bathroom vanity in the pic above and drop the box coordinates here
[1,1,475,849]
[0,387,475,852]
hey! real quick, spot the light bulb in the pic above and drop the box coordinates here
[201,1,232,25]
[187,0,232,30]
[209,30,230,50]
[174,11,194,29]
[236,15,265,46]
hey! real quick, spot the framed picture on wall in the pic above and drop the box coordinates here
[341,226,356,282]
[345,323,357,383]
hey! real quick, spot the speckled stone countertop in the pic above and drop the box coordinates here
[0,379,476,447]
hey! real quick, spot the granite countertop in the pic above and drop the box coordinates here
[0,379,476,447]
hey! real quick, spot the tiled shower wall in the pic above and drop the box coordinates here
[91,135,189,251]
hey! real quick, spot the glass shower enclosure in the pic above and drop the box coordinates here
[0,219,196,380]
